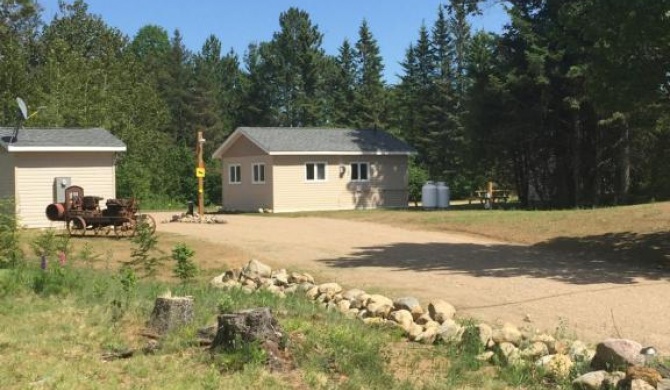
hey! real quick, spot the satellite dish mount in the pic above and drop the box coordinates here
[12,97,29,143]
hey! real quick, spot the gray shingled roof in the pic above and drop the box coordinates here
[228,127,415,155]
[0,127,126,151]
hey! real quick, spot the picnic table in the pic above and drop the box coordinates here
[469,189,511,206]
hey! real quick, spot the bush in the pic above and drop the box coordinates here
[0,198,23,268]
[408,159,429,206]
[172,243,197,283]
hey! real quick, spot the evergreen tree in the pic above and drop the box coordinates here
[353,19,386,129]
[330,39,357,127]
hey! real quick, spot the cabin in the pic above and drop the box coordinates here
[212,127,415,212]
[0,127,126,228]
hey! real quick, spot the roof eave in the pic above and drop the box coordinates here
[267,151,415,156]
[7,146,127,152]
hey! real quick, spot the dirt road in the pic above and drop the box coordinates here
[156,213,670,352]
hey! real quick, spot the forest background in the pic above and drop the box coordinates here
[2,0,669,208]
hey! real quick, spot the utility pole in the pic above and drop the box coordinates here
[196,131,206,217]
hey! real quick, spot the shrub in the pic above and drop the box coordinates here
[0,198,23,268]
[172,243,197,283]
[126,218,164,277]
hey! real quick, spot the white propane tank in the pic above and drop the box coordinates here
[422,181,437,210]
[436,181,450,209]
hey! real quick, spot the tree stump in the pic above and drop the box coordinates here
[211,307,290,371]
[148,292,194,334]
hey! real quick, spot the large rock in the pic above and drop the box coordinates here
[657,379,670,390]
[393,297,424,320]
[342,289,366,302]
[241,259,272,279]
[288,272,314,284]
[437,319,464,343]
[591,339,645,370]
[569,340,595,363]
[428,300,456,323]
[472,323,493,348]
[572,370,609,390]
[271,269,289,286]
[532,334,564,354]
[336,299,351,313]
[520,341,549,360]
[492,322,523,346]
[497,342,520,365]
[415,326,439,345]
[407,323,424,341]
[366,295,394,318]
[389,310,414,330]
[210,274,241,289]
[536,354,574,379]
[306,286,320,299]
[630,379,655,390]
[626,366,662,388]
[318,282,343,296]
[351,293,371,310]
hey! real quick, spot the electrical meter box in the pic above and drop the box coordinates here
[54,177,71,203]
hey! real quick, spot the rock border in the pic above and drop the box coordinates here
[162,213,227,224]
[211,259,668,389]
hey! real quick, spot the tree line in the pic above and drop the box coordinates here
[2,0,668,207]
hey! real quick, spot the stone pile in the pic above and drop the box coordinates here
[211,259,668,389]
[164,213,226,224]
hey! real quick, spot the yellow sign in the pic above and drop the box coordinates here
[196,167,206,178]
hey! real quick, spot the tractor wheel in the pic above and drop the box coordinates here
[67,216,87,237]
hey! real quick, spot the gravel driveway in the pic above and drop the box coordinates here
[155,213,670,352]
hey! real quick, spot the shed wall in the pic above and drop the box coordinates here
[220,155,273,211]
[14,152,117,228]
[271,155,408,212]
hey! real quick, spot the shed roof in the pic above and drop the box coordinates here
[213,127,415,158]
[0,127,126,152]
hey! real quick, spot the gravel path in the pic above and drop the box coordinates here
[155,213,670,352]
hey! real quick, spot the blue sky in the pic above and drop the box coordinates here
[39,1,508,84]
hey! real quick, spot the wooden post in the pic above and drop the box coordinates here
[196,131,205,217]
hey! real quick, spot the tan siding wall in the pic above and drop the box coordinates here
[220,155,273,211]
[0,149,15,199]
[223,136,266,158]
[272,155,408,212]
[14,152,117,228]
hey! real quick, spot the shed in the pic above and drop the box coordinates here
[212,127,415,212]
[0,127,126,228]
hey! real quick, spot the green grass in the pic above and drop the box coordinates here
[0,260,585,389]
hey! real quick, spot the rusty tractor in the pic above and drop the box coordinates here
[45,185,156,237]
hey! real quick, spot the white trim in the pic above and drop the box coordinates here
[305,161,327,182]
[7,146,126,152]
[268,151,413,156]
[251,163,265,184]
[228,164,241,184]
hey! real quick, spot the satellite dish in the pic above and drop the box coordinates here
[16,97,28,120]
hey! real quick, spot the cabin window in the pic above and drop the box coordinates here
[252,163,265,184]
[350,162,369,182]
[305,162,326,181]
[228,164,241,184]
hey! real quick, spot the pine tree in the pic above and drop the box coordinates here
[353,19,386,129]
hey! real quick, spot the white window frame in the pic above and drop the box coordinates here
[305,162,327,182]
[350,162,370,182]
[228,164,241,184]
[252,163,265,184]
